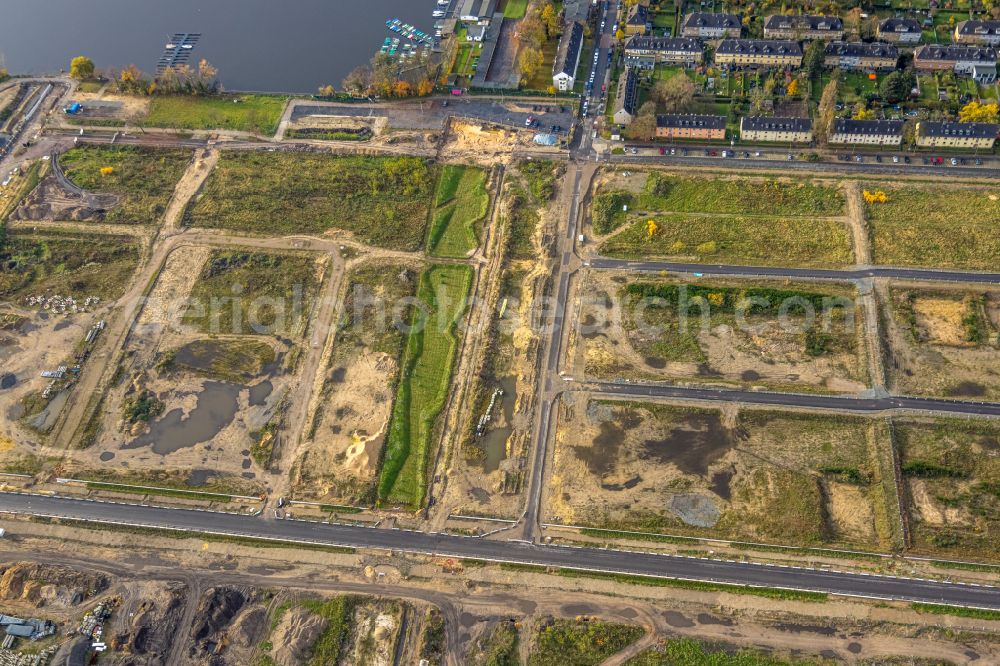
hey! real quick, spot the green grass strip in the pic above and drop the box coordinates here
[379,264,473,507]
[912,603,1000,621]
[85,481,232,503]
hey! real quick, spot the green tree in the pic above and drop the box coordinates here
[803,40,826,80]
[879,69,916,104]
[70,55,95,80]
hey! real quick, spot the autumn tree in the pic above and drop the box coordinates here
[959,100,999,123]
[417,78,435,96]
[114,64,148,95]
[786,78,799,97]
[318,84,335,97]
[815,76,839,145]
[392,80,412,97]
[651,75,695,112]
[343,66,371,96]
[852,103,875,120]
[624,101,657,141]
[540,2,560,38]
[518,47,543,84]
[70,56,95,80]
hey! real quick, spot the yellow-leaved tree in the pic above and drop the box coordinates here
[959,101,999,124]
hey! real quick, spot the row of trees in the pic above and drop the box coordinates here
[340,51,438,99]
[70,55,222,95]
[517,1,561,85]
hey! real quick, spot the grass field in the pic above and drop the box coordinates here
[528,619,643,666]
[182,250,319,338]
[187,153,435,250]
[865,185,1000,270]
[633,173,845,217]
[0,232,139,301]
[144,94,287,135]
[427,165,489,258]
[600,213,853,267]
[897,418,1000,559]
[59,146,191,224]
[378,264,472,507]
[503,0,530,18]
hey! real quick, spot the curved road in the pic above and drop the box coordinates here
[1,492,998,609]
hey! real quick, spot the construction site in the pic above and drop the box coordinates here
[2,71,1000,663]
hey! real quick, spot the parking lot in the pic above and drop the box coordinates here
[289,97,576,135]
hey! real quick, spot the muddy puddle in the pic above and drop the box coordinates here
[126,381,240,454]
[248,380,272,407]
[574,409,642,477]
[479,376,516,473]
[641,413,734,476]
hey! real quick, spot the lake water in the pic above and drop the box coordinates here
[0,0,432,92]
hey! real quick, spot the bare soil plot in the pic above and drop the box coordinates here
[883,286,1000,400]
[593,171,852,267]
[864,184,1000,270]
[897,418,1000,559]
[442,161,562,521]
[547,397,897,550]
[0,232,140,450]
[293,262,418,505]
[577,272,868,394]
[67,247,328,490]
[185,152,436,250]
[253,593,435,666]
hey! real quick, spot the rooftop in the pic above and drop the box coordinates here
[615,67,638,115]
[625,36,703,52]
[915,44,999,62]
[554,21,584,76]
[879,17,921,33]
[626,3,649,26]
[956,19,1000,37]
[656,114,727,130]
[918,120,999,138]
[717,39,803,56]
[764,14,844,31]
[825,41,899,58]
[683,12,741,30]
[741,116,813,132]
[833,118,904,135]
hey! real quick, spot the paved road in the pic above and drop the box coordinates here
[588,383,1000,417]
[609,152,1000,179]
[3,492,999,609]
[589,258,1000,285]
